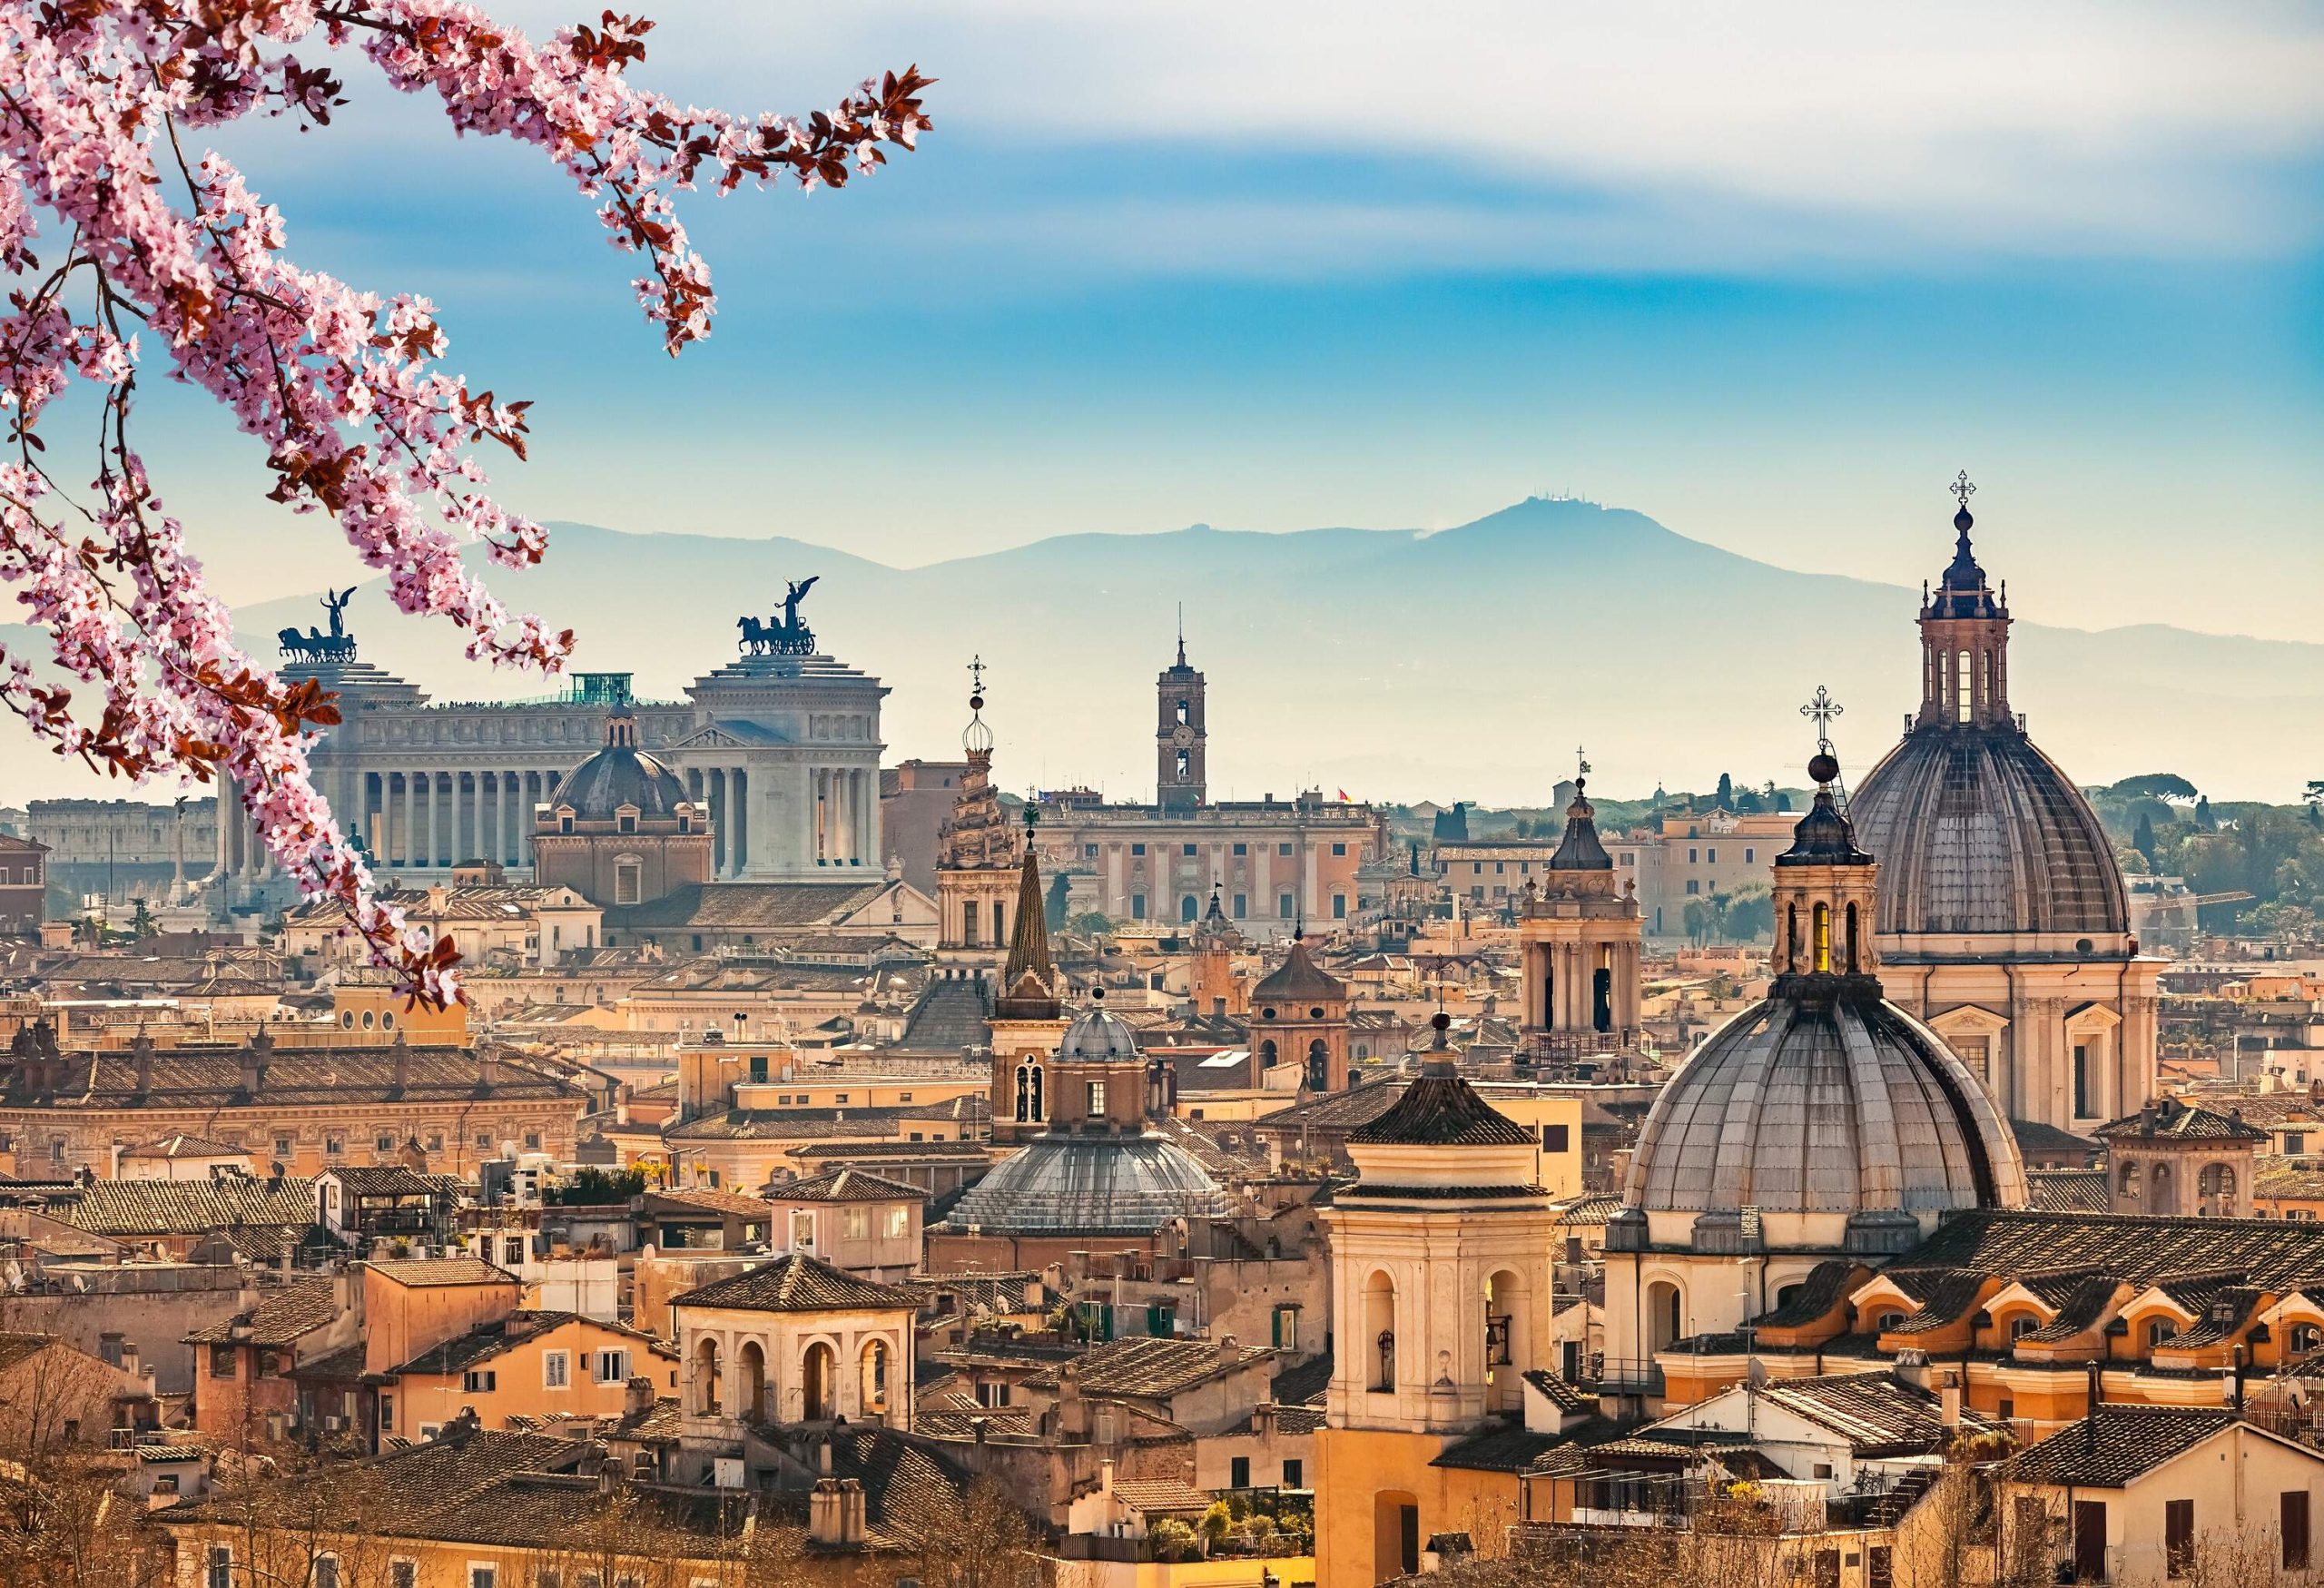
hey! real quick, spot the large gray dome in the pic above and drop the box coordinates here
[1058,1004,1142,1061]
[945,1134,1230,1235]
[557,741,691,822]
[1623,994,2027,1218]
[1851,725,2127,940]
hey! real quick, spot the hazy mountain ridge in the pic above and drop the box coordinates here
[5,499,2312,805]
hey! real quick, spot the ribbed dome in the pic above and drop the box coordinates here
[943,1134,1230,1234]
[556,713,692,822]
[1623,995,2027,1217]
[1251,935,1344,1004]
[1059,1003,1142,1061]
[1850,725,2127,938]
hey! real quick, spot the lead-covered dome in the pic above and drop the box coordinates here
[557,710,691,821]
[1058,1001,1143,1061]
[1851,728,2127,938]
[1622,994,2027,1218]
[943,1134,1230,1234]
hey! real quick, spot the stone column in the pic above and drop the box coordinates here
[731,767,748,876]
[424,774,438,869]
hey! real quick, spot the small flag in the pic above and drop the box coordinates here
[1336,788,1350,803]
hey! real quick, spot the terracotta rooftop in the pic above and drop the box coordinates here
[672,1252,918,1315]
[2005,1406,2247,1489]
[768,1169,926,1204]
[64,1176,314,1238]
[1897,1209,2324,1293]
[1024,1336,1274,1400]
[184,1277,341,1346]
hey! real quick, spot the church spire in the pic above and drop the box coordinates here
[1771,738,1881,990]
[997,807,1059,1021]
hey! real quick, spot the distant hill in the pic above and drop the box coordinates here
[8,498,2319,805]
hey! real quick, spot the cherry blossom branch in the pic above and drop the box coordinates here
[0,2,931,1003]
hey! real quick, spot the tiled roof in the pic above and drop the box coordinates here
[1521,1370,1596,1415]
[1879,1269,1991,1336]
[1250,938,1346,1004]
[2009,1118,2102,1156]
[896,975,991,1050]
[668,1098,985,1141]
[2094,1100,2270,1142]
[1897,1210,2324,1293]
[2004,1406,2243,1488]
[1025,1336,1273,1400]
[603,881,893,931]
[824,1425,974,1536]
[1253,1080,1409,1135]
[0,1044,579,1110]
[1430,1424,1577,1474]
[2157,1283,2263,1348]
[184,1277,342,1346]
[648,1188,772,1218]
[2019,1274,2123,1344]
[1756,1260,1861,1328]
[2258,1163,2324,1200]
[325,1166,448,1197]
[1347,1070,1533,1148]
[65,1176,314,1238]
[672,1253,918,1315]
[2027,1169,2111,1214]
[120,1134,246,1159]
[1551,1193,1623,1228]
[1271,1354,1332,1408]
[383,1313,648,1377]
[785,1139,992,1160]
[1745,1371,1998,1455]
[1105,1476,1210,1514]
[366,1257,514,1287]
[769,1169,925,1204]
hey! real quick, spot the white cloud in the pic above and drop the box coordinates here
[453,0,2324,261]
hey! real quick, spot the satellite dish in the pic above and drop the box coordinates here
[1746,1358,1770,1391]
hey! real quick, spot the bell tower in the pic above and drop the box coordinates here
[1157,616,1206,812]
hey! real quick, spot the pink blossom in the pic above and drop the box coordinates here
[0,2,931,1002]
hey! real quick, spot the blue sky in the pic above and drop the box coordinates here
[109,0,2324,650]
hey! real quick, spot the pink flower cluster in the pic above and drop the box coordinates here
[0,1,930,1004]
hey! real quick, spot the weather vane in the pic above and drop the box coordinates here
[1801,686,1844,755]
[1951,470,1975,512]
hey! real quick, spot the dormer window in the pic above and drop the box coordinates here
[678,813,691,834]
[556,807,575,835]
[616,804,639,835]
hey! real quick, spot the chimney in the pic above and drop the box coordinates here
[808,1444,867,1547]
[625,1375,655,1420]
[240,1030,272,1096]
[2085,1362,2103,1453]
[390,1031,410,1095]
[1098,1458,1115,1496]
[1218,1332,1240,1364]
[1939,1371,1962,1429]
[131,1031,153,1096]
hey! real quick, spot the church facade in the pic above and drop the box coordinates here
[215,587,889,902]
[1850,481,2160,1137]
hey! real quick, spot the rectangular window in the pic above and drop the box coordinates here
[1130,894,1147,920]
[2288,1491,2312,1572]
[2073,1500,2108,1583]
[1282,1458,1303,1489]
[1332,843,1346,857]
[886,1207,911,1238]
[315,1555,341,1588]
[1233,843,1247,856]
[391,1564,418,1588]
[1866,1546,1892,1588]
[1088,1080,1108,1115]
[543,1351,570,1389]
[380,1393,394,1431]
[464,1368,497,1393]
[844,1207,870,1240]
[325,1135,343,1156]
[375,1134,394,1153]
[1130,843,1146,856]
[1744,848,1755,863]
[275,1135,293,1156]
[1706,848,1717,863]
[1182,843,1197,856]
[1688,848,1698,863]
[1230,1455,1250,1488]
[1278,893,1294,919]
[1686,880,1699,894]
[208,1547,233,1588]
[2166,1498,2194,1577]
[210,1345,236,1379]
[1546,1124,1571,1154]
[1083,844,1098,859]
[1278,843,1293,856]
[1332,893,1347,919]
[2073,1042,2092,1118]
[2290,1132,2309,1155]
[469,1569,497,1588]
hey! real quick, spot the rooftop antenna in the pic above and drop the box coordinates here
[1176,602,1186,667]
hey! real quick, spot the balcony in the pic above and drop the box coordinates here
[1593,1356,1664,1396]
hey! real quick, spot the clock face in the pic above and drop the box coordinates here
[1169,724,1196,748]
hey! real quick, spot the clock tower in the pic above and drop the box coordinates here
[1157,626,1207,811]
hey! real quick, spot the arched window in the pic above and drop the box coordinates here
[1955,649,1972,722]
[861,1339,891,1416]
[1876,1312,1906,1333]
[1258,1039,1278,1070]
[1845,902,1859,972]
[2008,1314,2038,1342]
[736,1340,768,1423]
[1013,1064,1031,1123]
[802,1342,837,1421]
[2291,1323,2322,1357]
[1813,902,1832,973]
[2200,1162,2238,1208]
[1306,1040,1329,1091]
[1786,903,1799,972]
[691,1337,722,1416]
[1181,895,1198,922]
[1646,1280,1684,1355]
[2118,1161,2141,1201]
[1364,1272,1397,1391]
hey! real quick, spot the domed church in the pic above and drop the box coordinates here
[1601,748,2028,1412]
[1849,477,2159,1136]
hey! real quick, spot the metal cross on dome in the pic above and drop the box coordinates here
[1802,686,1844,754]
[967,655,987,694]
[1951,470,1976,511]
[1576,745,1591,779]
